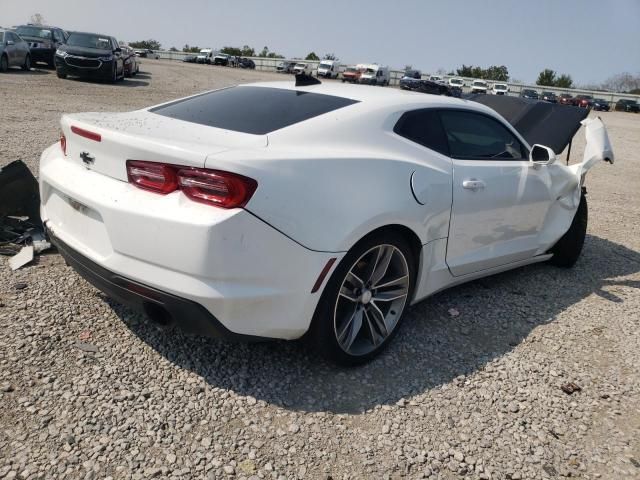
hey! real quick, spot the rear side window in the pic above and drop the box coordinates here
[151,86,358,135]
[439,110,526,160]
[393,109,449,156]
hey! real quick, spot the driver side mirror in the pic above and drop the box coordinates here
[530,144,557,166]
[114,47,122,53]
[6,40,14,46]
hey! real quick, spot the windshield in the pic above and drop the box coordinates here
[365,68,376,74]
[345,67,357,73]
[67,33,111,49]
[319,62,332,69]
[495,84,507,90]
[473,81,486,86]
[543,92,554,96]
[16,26,52,39]
[450,79,463,85]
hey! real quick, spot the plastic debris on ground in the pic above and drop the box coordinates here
[0,160,51,269]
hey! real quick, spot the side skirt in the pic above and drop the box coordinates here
[411,238,552,304]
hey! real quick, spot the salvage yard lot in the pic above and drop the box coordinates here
[1,60,639,479]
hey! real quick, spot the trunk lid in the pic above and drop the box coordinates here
[60,111,268,182]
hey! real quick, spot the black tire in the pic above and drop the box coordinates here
[309,231,417,366]
[21,54,31,71]
[549,193,588,267]
[56,70,67,79]
[109,64,117,83]
[0,54,8,73]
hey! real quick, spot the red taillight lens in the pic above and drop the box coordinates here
[60,133,67,156]
[126,161,178,194]
[71,125,102,142]
[177,169,257,208]
[125,161,257,208]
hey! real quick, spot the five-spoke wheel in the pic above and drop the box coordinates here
[310,232,415,366]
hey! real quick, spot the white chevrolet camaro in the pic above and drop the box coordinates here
[39,79,613,365]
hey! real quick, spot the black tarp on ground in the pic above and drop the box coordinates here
[468,94,590,154]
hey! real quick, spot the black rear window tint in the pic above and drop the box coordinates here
[150,86,359,135]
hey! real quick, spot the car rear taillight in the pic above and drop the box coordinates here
[71,125,102,142]
[60,133,67,156]
[177,169,257,208]
[125,161,257,209]
[126,161,178,194]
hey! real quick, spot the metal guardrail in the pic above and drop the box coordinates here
[154,50,640,104]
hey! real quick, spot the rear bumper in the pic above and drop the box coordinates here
[50,230,259,340]
[39,144,338,339]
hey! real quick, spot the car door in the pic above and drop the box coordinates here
[16,34,29,65]
[6,32,17,66]
[440,109,553,276]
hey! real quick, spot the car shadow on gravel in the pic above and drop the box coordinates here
[2,68,51,75]
[114,234,640,414]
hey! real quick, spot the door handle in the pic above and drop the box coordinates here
[462,179,486,191]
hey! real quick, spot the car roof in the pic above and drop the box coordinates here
[241,81,492,111]
[15,24,62,29]
[68,31,113,38]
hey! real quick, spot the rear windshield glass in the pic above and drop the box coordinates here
[150,86,359,135]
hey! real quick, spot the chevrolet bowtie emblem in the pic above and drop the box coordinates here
[80,151,95,165]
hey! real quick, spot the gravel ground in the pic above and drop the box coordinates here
[1,60,639,480]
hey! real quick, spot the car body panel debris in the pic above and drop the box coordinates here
[8,245,34,270]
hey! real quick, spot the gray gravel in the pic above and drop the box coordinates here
[1,60,640,479]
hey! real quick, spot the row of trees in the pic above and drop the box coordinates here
[535,69,573,88]
[455,65,510,82]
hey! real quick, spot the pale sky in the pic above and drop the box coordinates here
[2,0,639,84]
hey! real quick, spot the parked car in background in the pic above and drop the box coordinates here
[615,99,640,113]
[238,57,255,69]
[342,65,365,83]
[276,60,296,73]
[317,59,341,78]
[491,83,509,95]
[14,24,68,68]
[470,80,489,94]
[573,95,593,108]
[40,83,613,365]
[360,64,390,86]
[520,89,539,99]
[121,45,139,77]
[558,93,574,105]
[55,32,124,82]
[0,29,31,72]
[196,49,213,64]
[428,75,443,83]
[135,49,159,59]
[293,62,313,75]
[541,91,557,103]
[213,53,236,66]
[182,54,198,63]
[591,98,610,112]
[413,79,454,96]
[399,69,422,90]
[448,78,465,89]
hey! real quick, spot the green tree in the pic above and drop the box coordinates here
[129,39,162,50]
[555,74,573,88]
[536,69,557,86]
[323,53,338,61]
[183,44,201,53]
[169,47,178,52]
[241,45,255,57]
[29,13,46,25]
[305,52,320,61]
[221,46,243,56]
[258,46,270,57]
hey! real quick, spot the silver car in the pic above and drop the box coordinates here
[0,29,31,72]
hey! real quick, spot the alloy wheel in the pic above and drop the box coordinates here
[333,244,410,356]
